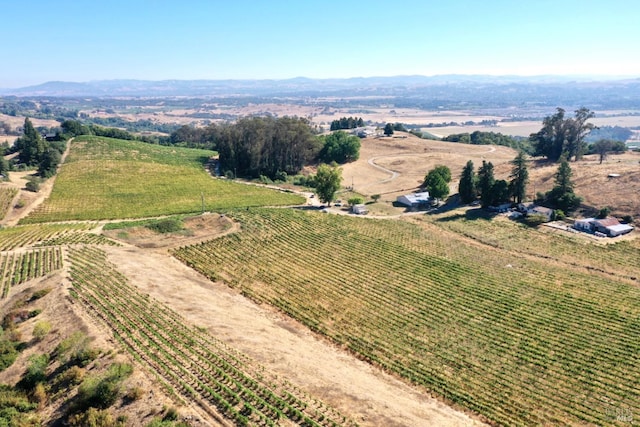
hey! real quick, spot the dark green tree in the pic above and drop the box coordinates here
[545,157,582,212]
[38,148,62,178]
[320,131,361,163]
[477,160,495,208]
[458,160,477,204]
[16,118,47,166]
[530,107,595,162]
[0,156,9,179]
[383,123,394,136]
[314,164,342,205]
[491,180,511,205]
[509,151,529,203]
[423,165,452,201]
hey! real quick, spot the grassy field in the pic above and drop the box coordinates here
[20,136,304,223]
[173,208,640,426]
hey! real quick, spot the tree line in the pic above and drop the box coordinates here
[444,131,533,154]
[329,116,364,131]
[9,118,66,179]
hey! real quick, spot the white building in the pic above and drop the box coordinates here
[352,204,368,215]
[396,191,430,208]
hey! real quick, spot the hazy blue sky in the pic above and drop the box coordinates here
[3,0,639,87]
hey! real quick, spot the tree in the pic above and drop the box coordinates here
[545,157,582,212]
[383,123,394,136]
[477,160,495,208]
[509,151,529,203]
[16,118,47,166]
[347,196,363,206]
[0,156,9,179]
[423,165,452,201]
[320,131,361,163]
[38,148,61,178]
[314,164,342,205]
[371,194,381,203]
[590,139,623,164]
[458,160,477,204]
[530,107,595,162]
[490,180,510,205]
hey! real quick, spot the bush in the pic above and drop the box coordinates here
[144,218,184,234]
[18,354,49,390]
[32,321,51,341]
[0,338,18,371]
[25,178,41,192]
[525,213,548,227]
[68,408,123,427]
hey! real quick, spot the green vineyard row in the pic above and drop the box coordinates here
[173,208,640,426]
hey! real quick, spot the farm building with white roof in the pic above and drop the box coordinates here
[396,191,430,208]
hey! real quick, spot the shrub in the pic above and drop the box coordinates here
[125,385,144,401]
[68,408,121,427]
[145,218,184,234]
[32,383,47,409]
[0,338,18,371]
[25,179,40,193]
[32,321,51,341]
[162,406,179,421]
[525,213,548,227]
[19,354,49,390]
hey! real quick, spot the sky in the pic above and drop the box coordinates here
[2,0,640,88]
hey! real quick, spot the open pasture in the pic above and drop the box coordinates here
[173,208,640,426]
[20,136,303,223]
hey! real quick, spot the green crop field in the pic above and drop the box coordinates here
[0,187,18,219]
[20,136,304,223]
[173,208,640,426]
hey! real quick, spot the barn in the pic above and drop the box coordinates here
[396,191,430,208]
[592,217,634,237]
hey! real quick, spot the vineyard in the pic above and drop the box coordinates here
[173,208,640,426]
[0,187,18,220]
[423,209,640,284]
[0,223,95,251]
[67,245,356,427]
[20,136,304,223]
[1,247,63,298]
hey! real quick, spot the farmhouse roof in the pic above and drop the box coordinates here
[607,224,634,234]
[531,206,553,214]
[594,217,621,227]
[398,191,430,205]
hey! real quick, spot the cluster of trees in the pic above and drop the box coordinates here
[14,118,65,178]
[382,123,407,136]
[217,116,320,179]
[587,139,628,164]
[329,117,364,131]
[319,131,360,164]
[458,152,529,207]
[444,131,532,154]
[530,107,595,161]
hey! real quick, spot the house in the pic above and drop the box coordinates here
[592,217,634,237]
[396,191,430,208]
[527,206,553,222]
[352,204,368,215]
[574,218,596,232]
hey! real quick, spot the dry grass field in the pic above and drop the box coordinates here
[335,132,640,219]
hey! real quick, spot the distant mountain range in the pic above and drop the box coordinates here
[2,76,640,111]
[1,75,639,98]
